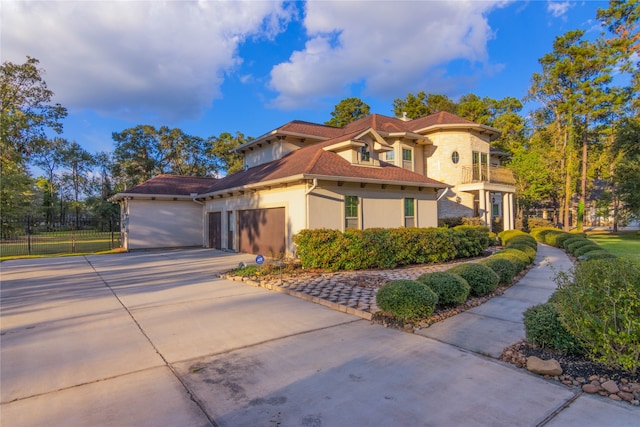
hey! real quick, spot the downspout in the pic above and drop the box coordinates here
[304,179,318,229]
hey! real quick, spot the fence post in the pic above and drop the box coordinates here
[27,215,32,255]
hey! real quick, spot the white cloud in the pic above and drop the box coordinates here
[2,0,292,121]
[547,1,572,18]
[268,0,510,109]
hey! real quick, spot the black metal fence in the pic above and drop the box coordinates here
[0,215,122,257]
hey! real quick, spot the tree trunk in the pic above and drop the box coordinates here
[578,121,588,231]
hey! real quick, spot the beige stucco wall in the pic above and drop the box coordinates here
[205,183,307,255]
[243,140,301,168]
[424,130,491,185]
[307,181,438,231]
[124,199,203,250]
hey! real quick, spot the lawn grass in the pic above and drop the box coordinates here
[586,230,640,262]
[0,231,121,259]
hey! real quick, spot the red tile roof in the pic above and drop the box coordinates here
[115,112,485,198]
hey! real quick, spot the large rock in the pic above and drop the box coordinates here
[526,356,563,376]
[601,380,620,394]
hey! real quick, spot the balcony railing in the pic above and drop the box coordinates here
[461,165,515,186]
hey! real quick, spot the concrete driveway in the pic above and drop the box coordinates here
[1,249,636,426]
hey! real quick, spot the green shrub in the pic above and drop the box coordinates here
[498,229,529,245]
[554,258,640,373]
[562,236,588,250]
[493,248,530,271]
[566,240,596,255]
[529,227,559,242]
[390,227,457,266]
[448,263,499,296]
[376,280,438,322]
[527,218,554,231]
[579,250,617,261]
[572,244,602,257]
[523,302,583,354]
[438,216,464,228]
[506,243,537,263]
[417,272,470,306]
[451,227,489,258]
[507,235,538,249]
[549,232,574,248]
[480,257,517,284]
[293,229,347,271]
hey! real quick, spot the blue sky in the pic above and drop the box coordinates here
[2,0,605,156]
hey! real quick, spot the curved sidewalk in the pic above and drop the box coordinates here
[415,243,573,358]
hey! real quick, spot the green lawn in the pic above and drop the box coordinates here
[0,231,121,258]
[587,230,640,262]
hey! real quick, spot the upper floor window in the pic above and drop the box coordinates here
[404,198,415,227]
[472,151,489,181]
[402,148,413,171]
[345,195,359,229]
[385,150,395,164]
[360,143,371,162]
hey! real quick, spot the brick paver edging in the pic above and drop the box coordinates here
[221,258,482,321]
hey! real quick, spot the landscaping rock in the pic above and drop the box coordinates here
[582,384,600,394]
[526,356,563,376]
[609,394,622,401]
[618,391,635,402]
[601,380,620,394]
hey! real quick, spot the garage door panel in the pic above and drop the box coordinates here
[238,208,285,256]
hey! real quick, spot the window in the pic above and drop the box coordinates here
[402,148,413,170]
[451,151,460,164]
[360,144,371,162]
[481,152,488,181]
[472,151,480,180]
[404,198,415,227]
[385,150,395,164]
[345,196,359,229]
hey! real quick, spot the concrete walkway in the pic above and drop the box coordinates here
[1,246,636,426]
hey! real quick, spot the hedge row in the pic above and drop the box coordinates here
[528,227,616,260]
[294,227,492,271]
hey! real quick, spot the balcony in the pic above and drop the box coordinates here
[461,165,515,186]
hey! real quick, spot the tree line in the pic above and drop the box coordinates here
[1,1,638,231]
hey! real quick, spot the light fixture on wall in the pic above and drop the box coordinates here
[455,196,461,204]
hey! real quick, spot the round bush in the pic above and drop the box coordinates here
[550,232,574,248]
[448,263,499,296]
[507,235,538,249]
[566,240,597,255]
[417,272,470,306]
[579,250,617,261]
[376,280,438,322]
[506,243,537,263]
[480,257,517,284]
[523,302,583,354]
[493,248,530,271]
[563,236,588,250]
[572,244,602,257]
[529,227,558,243]
[498,230,529,245]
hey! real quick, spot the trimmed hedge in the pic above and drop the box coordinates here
[563,236,588,250]
[417,272,470,306]
[448,263,499,296]
[376,280,438,322]
[572,244,602,257]
[498,229,530,245]
[506,243,537,263]
[492,248,530,272]
[566,240,596,255]
[507,236,538,249]
[294,227,491,271]
[479,257,517,284]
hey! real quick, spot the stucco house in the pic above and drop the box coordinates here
[110,111,516,256]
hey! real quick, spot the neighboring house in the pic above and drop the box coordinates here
[111,112,516,256]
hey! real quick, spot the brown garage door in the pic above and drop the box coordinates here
[238,208,285,256]
[208,212,221,249]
